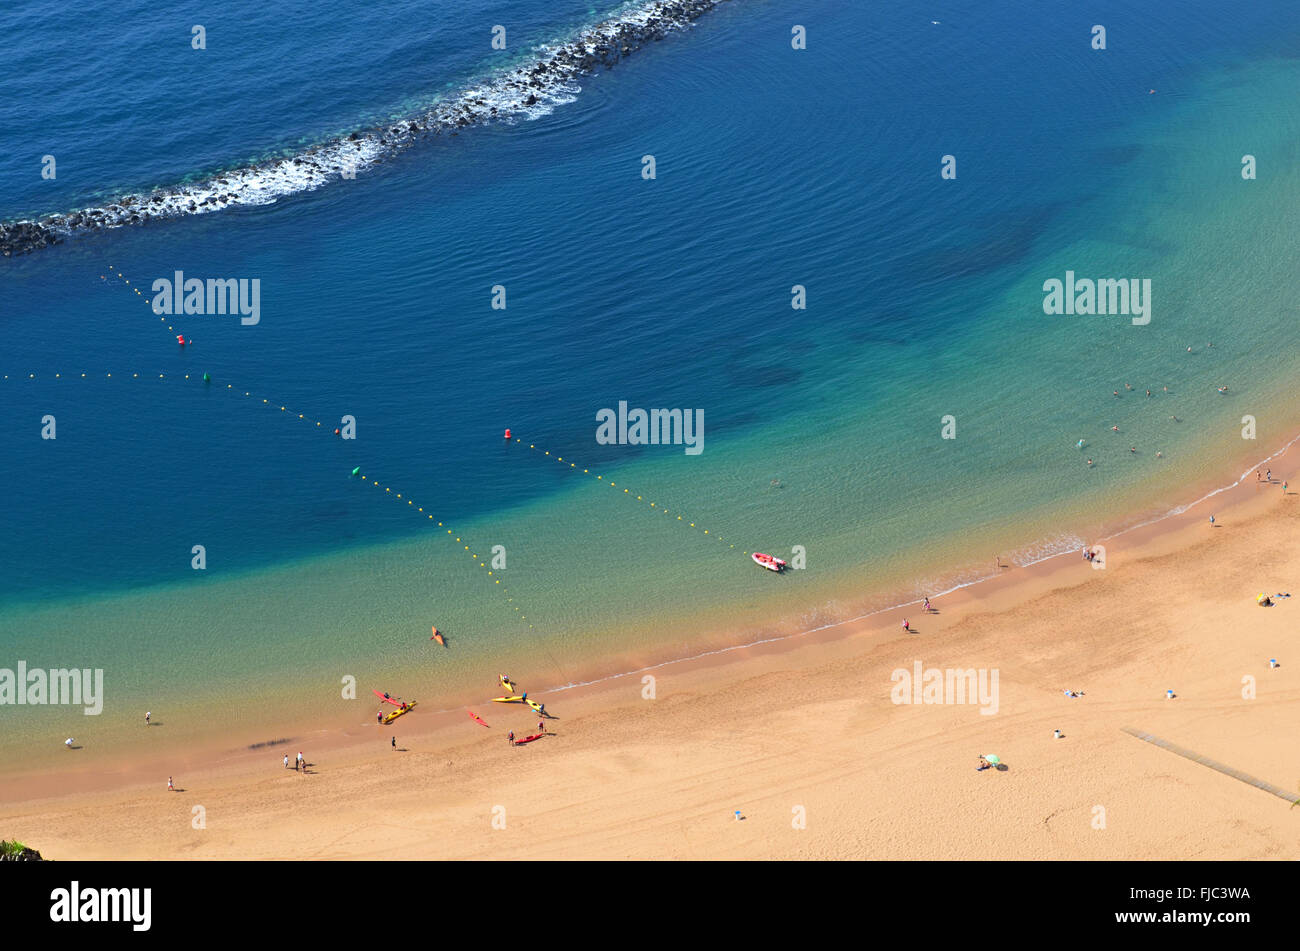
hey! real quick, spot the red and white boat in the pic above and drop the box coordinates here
[751,552,787,572]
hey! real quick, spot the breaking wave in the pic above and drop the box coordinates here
[0,0,732,257]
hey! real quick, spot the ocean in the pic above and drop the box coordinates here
[2,0,1299,761]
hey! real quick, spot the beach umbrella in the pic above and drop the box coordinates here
[983,754,1001,765]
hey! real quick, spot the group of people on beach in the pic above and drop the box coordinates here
[1254,469,1288,492]
[282,751,306,772]
[900,597,936,634]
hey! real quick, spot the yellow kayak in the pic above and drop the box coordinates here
[492,696,526,703]
[383,701,417,724]
[525,699,544,714]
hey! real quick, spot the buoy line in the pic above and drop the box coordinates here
[37,265,573,682]
[351,467,572,685]
[508,437,755,556]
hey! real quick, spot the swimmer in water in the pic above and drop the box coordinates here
[1130,446,1137,453]
[1146,389,1151,397]
[1156,451,1163,458]
[1217,386,1228,394]
[1087,458,1094,467]
[1113,390,1120,397]
[1125,383,1133,391]
[1111,425,1120,432]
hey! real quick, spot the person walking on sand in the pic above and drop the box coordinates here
[1284,482,1289,494]
[391,736,396,751]
[1267,469,1272,482]
[168,776,174,792]
[1209,515,1215,527]
[284,754,290,769]
[538,719,546,734]
[65,737,74,749]
[377,711,383,725]
[145,711,151,727]
[507,731,516,747]
[924,596,932,613]
[297,751,304,771]
[902,618,910,633]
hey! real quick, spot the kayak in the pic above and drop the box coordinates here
[468,710,490,728]
[499,676,516,694]
[751,552,787,572]
[525,699,544,714]
[373,689,405,707]
[514,732,545,745]
[431,627,446,646]
[382,701,417,725]
[492,696,526,703]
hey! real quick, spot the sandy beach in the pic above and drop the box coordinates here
[4,451,1299,861]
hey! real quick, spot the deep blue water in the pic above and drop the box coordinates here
[2,0,1298,607]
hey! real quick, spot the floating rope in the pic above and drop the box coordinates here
[509,437,753,555]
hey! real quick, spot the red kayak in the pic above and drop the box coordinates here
[468,710,490,728]
[373,689,405,707]
[514,732,545,745]
[752,552,787,572]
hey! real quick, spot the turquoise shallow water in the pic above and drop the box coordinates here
[2,0,1300,760]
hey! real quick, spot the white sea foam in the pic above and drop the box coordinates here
[0,0,730,256]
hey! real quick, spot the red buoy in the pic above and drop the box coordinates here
[504,428,512,440]
[177,334,186,346]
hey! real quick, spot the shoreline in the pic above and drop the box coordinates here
[5,399,1298,755]
[4,420,1299,853]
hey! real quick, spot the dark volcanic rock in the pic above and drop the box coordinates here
[0,0,734,259]
[0,841,44,861]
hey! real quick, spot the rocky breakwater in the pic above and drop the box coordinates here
[0,0,733,258]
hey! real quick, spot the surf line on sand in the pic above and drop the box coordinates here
[1121,727,1300,805]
